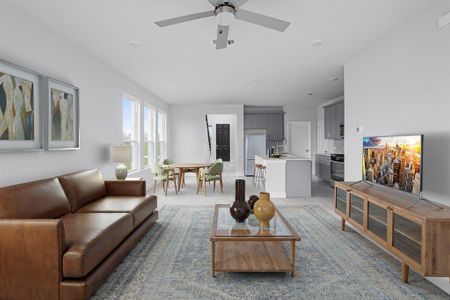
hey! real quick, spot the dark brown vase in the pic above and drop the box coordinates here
[247,195,259,213]
[230,179,251,223]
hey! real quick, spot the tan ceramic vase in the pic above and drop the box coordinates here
[253,192,275,230]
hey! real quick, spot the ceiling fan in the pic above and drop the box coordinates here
[155,0,291,50]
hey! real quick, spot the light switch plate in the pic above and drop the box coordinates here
[356,126,363,133]
[438,11,450,29]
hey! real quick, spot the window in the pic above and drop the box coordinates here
[122,93,166,172]
[144,104,156,167]
[122,95,139,171]
[157,110,167,163]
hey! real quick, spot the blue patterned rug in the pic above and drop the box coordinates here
[92,205,448,299]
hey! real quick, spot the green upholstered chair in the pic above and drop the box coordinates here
[151,163,177,196]
[162,159,174,165]
[197,160,224,195]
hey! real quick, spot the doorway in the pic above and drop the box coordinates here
[216,124,230,161]
[287,121,312,158]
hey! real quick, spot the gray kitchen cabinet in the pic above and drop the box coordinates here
[324,101,344,140]
[267,114,284,141]
[256,114,268,130]
[244,113,284,141]
[244,114,258,129]
[315,154,331,183]
[335,102,344,139]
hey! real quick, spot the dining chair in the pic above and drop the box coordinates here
[197,160,224,195]
[151,163,177,196]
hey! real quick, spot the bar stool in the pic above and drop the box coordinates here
[254,163,266,187]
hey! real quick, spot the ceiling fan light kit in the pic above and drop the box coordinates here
[215,5,236,26]
[155,0,290,50]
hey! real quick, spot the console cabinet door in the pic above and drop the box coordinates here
[391,210,423,268]
[334,187,347,217]
[348,192,365,229]
[366,200,388,246]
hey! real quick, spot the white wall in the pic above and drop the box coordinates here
[345,0,450,291]
[0,3,169,186]
[169,104,244,175]
[283,105,318,174]
[207,114,238,173]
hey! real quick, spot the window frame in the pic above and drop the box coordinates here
[157,109,167,164]
[122,93,140,172]
[143,103,156,168]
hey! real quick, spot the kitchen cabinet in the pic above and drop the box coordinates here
[244,113,284,141]
[267,114,284,141]
[324,101,344,140]
[315,154,331,183]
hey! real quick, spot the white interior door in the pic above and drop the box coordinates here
[287,121,312,158]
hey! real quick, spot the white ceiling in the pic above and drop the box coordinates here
[7,0,437,105]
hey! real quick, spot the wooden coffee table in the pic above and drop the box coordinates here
[210,204,301,277]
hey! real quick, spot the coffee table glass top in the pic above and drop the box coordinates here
[212,204,298,238]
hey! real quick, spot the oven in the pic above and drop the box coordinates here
[330,154,344,184]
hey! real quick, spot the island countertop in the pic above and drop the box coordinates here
[255,154,312,161]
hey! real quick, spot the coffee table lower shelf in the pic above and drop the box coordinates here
[211,240,296,277]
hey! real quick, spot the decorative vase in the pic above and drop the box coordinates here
[247,195,259,213]
[230,179,251,223]
[253,192,275,230]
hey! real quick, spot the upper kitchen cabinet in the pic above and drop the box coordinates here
[324,101,344,140]
[244,113,284,141]
[244,114,258,129]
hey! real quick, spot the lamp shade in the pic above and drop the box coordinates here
[110,145,132,163]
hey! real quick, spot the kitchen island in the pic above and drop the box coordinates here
[255,154,312,198]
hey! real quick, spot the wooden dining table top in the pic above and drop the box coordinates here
[167,163,211,169]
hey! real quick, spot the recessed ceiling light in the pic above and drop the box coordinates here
[329,77,339,81]
[130,41,143,48]
[310,40,324,47]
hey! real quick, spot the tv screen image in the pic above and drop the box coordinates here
[362,135,423,195]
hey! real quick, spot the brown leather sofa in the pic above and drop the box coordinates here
[0,169,158,300]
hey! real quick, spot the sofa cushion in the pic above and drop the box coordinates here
[0,178,71,219]
[76,195,157,228]
[59,169,107,212]
[62,213,133,278]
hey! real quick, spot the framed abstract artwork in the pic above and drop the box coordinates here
[44,78,80,150]
[0,59,43,151]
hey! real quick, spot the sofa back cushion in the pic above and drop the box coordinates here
[0,178,71,219]
[58,169,107,212]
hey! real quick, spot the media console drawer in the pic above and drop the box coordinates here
[334,181,450,283]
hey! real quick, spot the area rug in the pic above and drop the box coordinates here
[92,205,448,299]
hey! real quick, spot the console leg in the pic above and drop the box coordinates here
[341,218,346,231]
[402,263,409,283]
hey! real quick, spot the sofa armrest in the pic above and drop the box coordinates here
[0,219,65,300]
[105,180,146,196]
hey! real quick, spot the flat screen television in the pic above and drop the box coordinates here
[362,135,423,196]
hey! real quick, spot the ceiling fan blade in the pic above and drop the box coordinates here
[235,9,290,32]
[206,0,224,6]
[216,25,229,50]
[155,11,214,27]
[230,0,251,7]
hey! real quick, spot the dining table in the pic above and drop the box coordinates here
[167,163,212,192]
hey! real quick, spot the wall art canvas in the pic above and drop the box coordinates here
[45,78,79,150]
[0,59,42,151]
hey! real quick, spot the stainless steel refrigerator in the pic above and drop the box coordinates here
[245,134,266,176]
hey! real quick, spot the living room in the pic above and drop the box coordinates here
[1,0,450,299]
